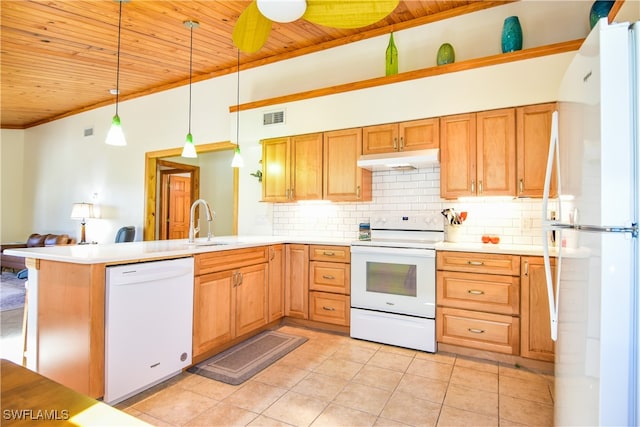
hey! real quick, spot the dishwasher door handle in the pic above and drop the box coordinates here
[109,264,193,285]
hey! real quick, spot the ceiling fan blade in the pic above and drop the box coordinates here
[303,0,399,29]
[232,1,273,53]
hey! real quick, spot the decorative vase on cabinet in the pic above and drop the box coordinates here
[501,16,523,53]
[385,32,398,76]
[437,43,455,65]
[589,1,614,29]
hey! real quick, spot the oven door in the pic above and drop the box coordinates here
[350,245,435,318]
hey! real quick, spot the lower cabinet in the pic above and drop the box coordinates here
[268,244,285,322]
[308,245,351,326]
[285,244,309,319]
[520,256,555,361]
[436,251,556,362]
[193,247,269,359]
[436,251,521,355]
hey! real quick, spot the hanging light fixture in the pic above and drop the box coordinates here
[231,49,245,168]
[106,0,127,146]
[181,20,199,158]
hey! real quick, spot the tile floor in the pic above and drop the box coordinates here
[116,325,554,427]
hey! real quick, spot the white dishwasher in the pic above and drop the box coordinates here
[105,257,194,404]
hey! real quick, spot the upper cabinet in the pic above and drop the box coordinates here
[441,104,554,199]
[261,133,323,202]
[516,103,557,197]
[323,128,371,202]
[262,130,371,203]
[476,108,517,196]
[440,109,517,199]
[362,118,439,155]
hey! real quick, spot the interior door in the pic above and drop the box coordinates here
[168,175,191,239]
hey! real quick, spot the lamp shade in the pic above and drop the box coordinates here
[257,0,306,23]
[70,203,95,220]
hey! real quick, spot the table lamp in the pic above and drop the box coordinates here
[70,203,95,244]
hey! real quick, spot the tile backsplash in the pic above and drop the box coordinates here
[272,165,550,246]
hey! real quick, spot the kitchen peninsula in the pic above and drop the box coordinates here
[5,236,348,399]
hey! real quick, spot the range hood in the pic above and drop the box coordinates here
[357,148,439,171]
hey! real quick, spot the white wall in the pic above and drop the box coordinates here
[1,130,26,241]
[2,1,594,243]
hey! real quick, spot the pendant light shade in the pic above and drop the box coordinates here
[106,0,127,146]
[232,49,244,168]
[182,20,199,158]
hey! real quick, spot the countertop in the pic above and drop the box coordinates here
[4,235,353,265]
[0,358,149,426]
[5,235,568,265]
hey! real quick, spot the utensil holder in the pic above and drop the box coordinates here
[445,225,462,243]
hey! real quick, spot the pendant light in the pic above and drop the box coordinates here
[231,49,245,168]
[182,20,199,158]
[106,0,127,146]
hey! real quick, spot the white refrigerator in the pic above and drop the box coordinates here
[542,18,639,426]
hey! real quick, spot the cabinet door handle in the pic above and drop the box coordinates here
[322,306,336,311]
[232,272,238,287]
[322,275,335,280]
[399,136,404,151]
[290,188,295,199]
[519,179,524,194]
[523,260,529,277]
[356,186,361,198]
[393,137,398,150]
[285,189,290,199]
[468,328,485,334]
[471,180,475,193]
[269,247,275,261]
[467,261,484,266]
[479,180,483,194]
[323,251,335,256]
[238,272,243,285]
[467,289,484,295]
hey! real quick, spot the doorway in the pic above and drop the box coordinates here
[144,141,238,241]
[158,160,198,240]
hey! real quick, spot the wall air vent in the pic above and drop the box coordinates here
[84,127,94,137]
[263,109,285,126]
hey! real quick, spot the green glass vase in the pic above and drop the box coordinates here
[385,32,398,76]
[437,43,455,65]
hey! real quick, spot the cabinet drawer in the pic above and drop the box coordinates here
[437,251,520,276]
[195,246,269,275]
[437,271,519,315]
[309,291,350,326]
[310,261,350,294]
[437,307,520,355]
[309,245,350,263]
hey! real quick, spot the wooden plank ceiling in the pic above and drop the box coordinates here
[1,0,509,129]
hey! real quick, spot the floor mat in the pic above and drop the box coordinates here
[188,330,307,385]
[0,272,26,312]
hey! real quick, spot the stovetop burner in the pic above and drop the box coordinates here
[351,214,444,249]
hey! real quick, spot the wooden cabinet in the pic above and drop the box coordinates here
[521,256,555,361]
[362,118,439,155]
[323,128,371,201]
[193,247,269,359]
[436,251,521,355]
[440,109,516,199]
[309,245,350,326]
[268,244,285,322]
[261,133,323,202]
[285,244,309,319]
[262,130,370,202]
[516,103,557,197]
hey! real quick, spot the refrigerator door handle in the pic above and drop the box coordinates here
[542,110,562,341]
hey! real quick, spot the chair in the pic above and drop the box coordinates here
[115,226,135,243]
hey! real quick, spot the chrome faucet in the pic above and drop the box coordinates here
[188,199,215,243]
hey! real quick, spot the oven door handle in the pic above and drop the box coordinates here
[350,245,435,258]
